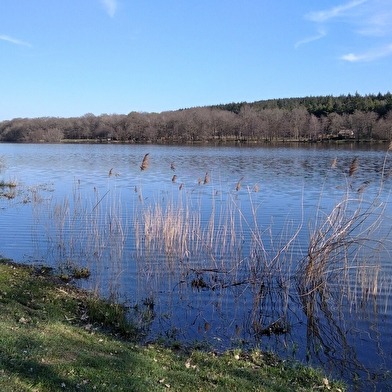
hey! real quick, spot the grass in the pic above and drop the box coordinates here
[0,258,346,391]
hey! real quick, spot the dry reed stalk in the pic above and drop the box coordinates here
[141,197,190,262]
[136,186,251,277]
[298,152,389,303]
[140,153,150,170]
[37,179,130,300]
[203,172,210,184]
[236,176,244,191]
[172,175,177,183]
[385,166,392,180]
[132,180,302,332]
[349,156,358,177]
[357,180,372,193]
[331,157,337,168]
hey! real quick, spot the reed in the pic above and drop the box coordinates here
[296,154,392,310]
[132,181,304,337]
[31,177,127,298]
[348,156,358,177]
[235,176,244,191]
[140,152,150,170]
[0,179,17,188]
[31,151,392,346]
[0,155,6,174]
[0,176,18,200]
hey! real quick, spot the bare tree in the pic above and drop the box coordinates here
[289,108,308,140]
[308,114,321,140]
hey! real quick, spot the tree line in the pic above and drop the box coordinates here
[1,92,392,143]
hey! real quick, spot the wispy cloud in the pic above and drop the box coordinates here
[101,0,117,18]
[299,0,392,62]
[356,2,392,36]
[305,0,368,23]
[341,43,392,61]
[295,29,326,49]
[0,34,32,48]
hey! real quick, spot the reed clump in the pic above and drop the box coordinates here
[0,177,18,199]
[297,154,392,309]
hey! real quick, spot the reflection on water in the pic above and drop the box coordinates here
[1,142,392,391]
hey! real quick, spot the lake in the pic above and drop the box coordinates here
[1,142,392,391]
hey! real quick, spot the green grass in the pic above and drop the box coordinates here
[0,259,346,391]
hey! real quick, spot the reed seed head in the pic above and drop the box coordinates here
[349,156,358,177]
[236,176,244,191]
[140,153,150,170]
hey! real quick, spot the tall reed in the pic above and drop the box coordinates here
[32,177,127,297]
[296,153,392,309]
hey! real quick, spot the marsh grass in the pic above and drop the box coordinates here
[297,152,392,309]
[289,152,392,381]
[32,179,127,299]
[132,183,304,339]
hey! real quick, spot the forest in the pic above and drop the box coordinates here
[1,92,392,143]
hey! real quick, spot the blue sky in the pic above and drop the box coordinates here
[1,0,391,121]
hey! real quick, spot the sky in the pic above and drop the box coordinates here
[1,0,392,121]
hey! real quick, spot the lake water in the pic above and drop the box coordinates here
[1,142,392,391]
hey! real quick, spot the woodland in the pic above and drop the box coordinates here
[1,92,392,143]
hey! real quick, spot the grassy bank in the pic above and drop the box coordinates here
[0,259,345,392]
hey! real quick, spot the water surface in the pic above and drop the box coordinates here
[1,142,391,391]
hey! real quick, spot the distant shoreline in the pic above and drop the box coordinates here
[1,138,389,146]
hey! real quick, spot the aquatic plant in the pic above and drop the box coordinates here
[297,149,392,303]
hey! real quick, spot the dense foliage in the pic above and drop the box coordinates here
[1,92,392,143]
